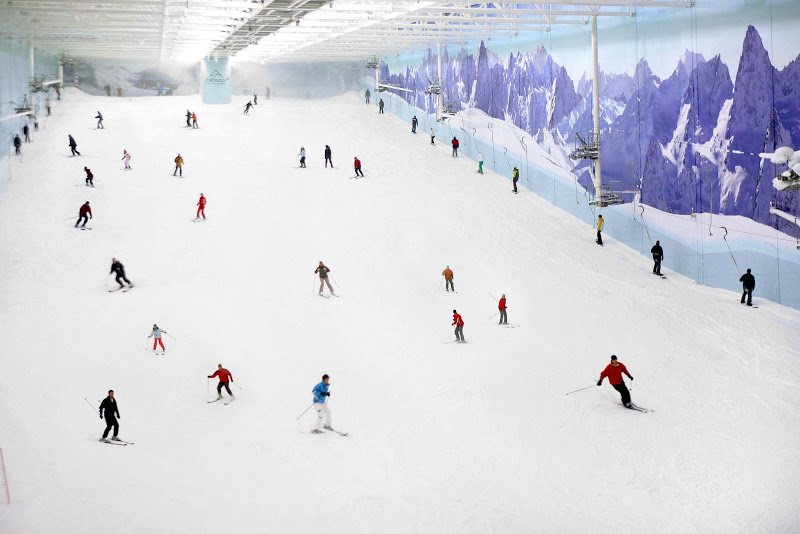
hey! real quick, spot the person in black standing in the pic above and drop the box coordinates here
[110,258,133,289]
[378,99,384,114]
[253,93,258,105]
[324,145,333,168]
[23,123,30,143]
[84,167,94,187]
[68,134,80,156]
[651,240,664,276]
[365,89,370,104]
[739,268,755,306]
[186,110,192,127]
[411,116,418,133]
[512,167,519,194]
[13,134,21,155]
[99,390,121,441]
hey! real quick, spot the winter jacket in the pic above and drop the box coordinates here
[149,328,165,339]
[442,268,453,279]
[452,313,464,326]
[13,136,21,147]
[740,273,755,290]
[597,218,604,231]
[354,158,361,169]
[210,368,233,383]
[100,397,119,418]
[498,297,506,311]
[198,195,206,207]
[315,265,330,279]
[79,203,92,217]
[325,147,332,158]
[110,262,125,275]
[175,156,183,166]
[69,136,77,148]
[599,362,631,386]
[379,100,384,109]
[430,129,435,137]
[85,169,93,178]
[192,113,197,121]
[651,244,664,260]
[412,118,418,126]
[23,125,29,134]
[512,169,519,181]
[451,139,459,148]
[95,113,103,120]
[122,152,131,163]
[312,381,329,403]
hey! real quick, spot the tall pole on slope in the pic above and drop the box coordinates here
[375,57,379,92]
[28,38,35,101]
[437,42,444,121]
[590,15,603,205]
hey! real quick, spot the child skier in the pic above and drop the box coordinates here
[148,324,168,352]
[84,167,94,187]
[192,112,198,129]
[122,149,132,169]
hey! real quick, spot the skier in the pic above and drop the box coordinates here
[315,261,335,296]
[208,364,234,400]
[56,87,61,100]
[452,310,465,343]
[365,89,370,104]
[477,152,485,174]
[324,145,333,168]
[192,112,198,129]
[75,201,92,228]
[253,93,258,105]
[148,324,168,352]
[266,86,271,99]
[597,355,634,408]
[196,193,206,220]
[354,156,364,177]
[451,137,459,157]
[33,118,38,131]
[22,123,30,143]
[512,167,519,194]
[298,147,306,168]
[596,215,604,245]
[740,268,755,306]
[378,99,384,114]
[311,374,332,434]
[99,390,121,442]
[68,134,80,156]
[84,167,94,187]
[95,111,104,129]
[430,128,435,145]
[651,240,664,276]
[110,258,133,289]
[442,265,454,292]
[122,149,131,169]
[13,135,21,155]
[173,153,184,176]
[244,101,253,114]
[411,116,418,133]
[46,101,51,116]
[186,110,192,127]
[498,294,507,325]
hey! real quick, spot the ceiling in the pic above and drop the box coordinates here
[0,0,694,63]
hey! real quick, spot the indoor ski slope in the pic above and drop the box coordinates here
[0,89,799,534]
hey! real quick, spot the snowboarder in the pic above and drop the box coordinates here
[244,101,253,114]
[173,153,184,176]
[452,310,465,343]
[22,123,30,143]
[311,374,332,433]
[477,152,485,174]
[192,112,198,129]
[75,201,92,228]
[298,147,306,168]
[597,355,634,408]
[365,89,370,104]
[122,149,131,169]
[84,167,94,187]
[451,137,459,157]
[13,135,21,155]
[411,116,418,133]
[95,111,104,129]
[651,240,664,276]
[354,156,364,177]
[186,110,192,127]
[148,324,168,352]
[196,193,206,220]
[110,258,133,289]
[512,167,519,194]
[430,128,435,145]
[253,93,258,105]
[498,294,507,325]
[378,99,384,114]
[208,364,234,400]
[315,261,335,295]
[596,215,604,245]
[99,390,121,441]
[68,134,80,156]
[442,265,454,292]
[740,268,755,306]
[324,145,333,168]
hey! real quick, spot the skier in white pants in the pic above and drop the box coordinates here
[311,374,332,434]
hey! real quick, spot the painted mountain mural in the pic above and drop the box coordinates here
[382,26,800,234]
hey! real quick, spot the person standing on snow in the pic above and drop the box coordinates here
[411,116,418,133]
[365,89,370,104]
[95,111,104,129]
[442,265,454,292]
[596,215,604,245]
[452,310,465,343]
[315,261,335,296]
[451,137,459,157]
[477,152,485,174]
[651,240,664,276]
[84,167,94,187]
[266,86,271,99]
[75,201,92,228]
[192,112,198,129]
[22,123,30,143]
[68,134,80,156]
[99,390,121,442]
[597,355,634,408]
[148,324,168,352]
[110,258,133,289]
[208,364,234,400]
[498,294,507,325]
[196,193,206,220]
[512,167,519,194]
[253,93,258,105]
[740,268,755,306]
[173,153,184,176]
[13,134,21,155]
[298,147,306,168]
[378,99,384,114]
[122,149,132,170]
[354,156,364,177]
[324,145,333,168]
[311,374,332,434]
[243,101,253,114]
[186,110,192,127]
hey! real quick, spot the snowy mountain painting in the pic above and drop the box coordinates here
[381,26,800,234]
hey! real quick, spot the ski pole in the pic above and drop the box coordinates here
[84,398,98,416]
[330,275,339,288]
[565,384,597,396]
[62,215,77,221]
[296,403,315,420]
[231,381,244,390]
[165,332,177,341]
[489,292,498,302]
[488,311,500,320]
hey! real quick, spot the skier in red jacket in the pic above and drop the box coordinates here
[452,310,465,343]
[75,201,92,228]
[208,364,234,400]
[84,167,94,187]
[498,294,507,325]
[354,157,364,177]
[451,137,459,157]
[597,355,634,408]
[196,193,206,220]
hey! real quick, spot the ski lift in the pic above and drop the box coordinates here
[760,146,800,192]
[424,76,442,96]
[14,95,32,115]
[365,56,379,69]
[569,132,600,161]
[29,74,48,93]
[588,181,637,208]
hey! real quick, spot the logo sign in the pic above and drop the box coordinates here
[205,69,229,84]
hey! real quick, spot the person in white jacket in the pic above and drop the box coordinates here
[122,149,131,170]
[477,152,485,174]
[298,147,306,168]
[148,324,168,352]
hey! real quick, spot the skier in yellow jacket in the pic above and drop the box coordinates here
[173,153,184,176]
[596,215,604,245]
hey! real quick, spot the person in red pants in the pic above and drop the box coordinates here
[148,324,168,352]
[196,193,206,220]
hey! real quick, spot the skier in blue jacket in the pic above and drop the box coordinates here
[311,374,332,433]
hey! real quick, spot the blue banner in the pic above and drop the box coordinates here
[202,58,231,104]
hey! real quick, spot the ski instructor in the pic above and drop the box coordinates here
[597,355,634,408]
[311,374,332,434]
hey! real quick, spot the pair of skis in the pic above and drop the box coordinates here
[99,438,134,446]
[207,397,236,405]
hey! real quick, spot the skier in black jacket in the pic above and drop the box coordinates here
[739,268,755,306]
[110,258,133,289]
[99,390,121,441]
[68,134,80,156]
[13,135,21,155]
[324,145,333,168]
[651,241,664,276]
[411,116,418,133]
[186,110,192,127]
[23,124,30,142]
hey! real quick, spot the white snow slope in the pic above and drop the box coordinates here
[1,89,800,534]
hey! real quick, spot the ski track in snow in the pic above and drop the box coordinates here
[0,89,799,533]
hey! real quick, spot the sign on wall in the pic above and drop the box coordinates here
[202,58,231,104]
